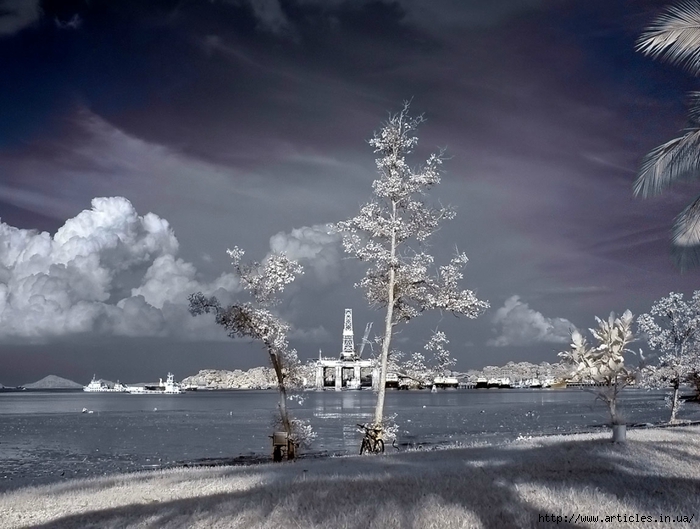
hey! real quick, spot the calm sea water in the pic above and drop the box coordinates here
[0,388,697,491]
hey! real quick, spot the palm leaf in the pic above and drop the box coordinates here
[671,193,700,269]
[674,191,700,240]
[636,0,700,74]
[634,127,700,197]
[671,242,700,269]
[637,0,700,72]
[687,91,700,124]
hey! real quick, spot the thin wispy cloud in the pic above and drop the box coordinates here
[54,14,82,30]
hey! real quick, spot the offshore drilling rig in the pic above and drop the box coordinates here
[314,309,379,390]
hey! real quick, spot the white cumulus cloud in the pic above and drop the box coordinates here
[268,224,341,285]
[487,295,575,347]
[0,196,238,341]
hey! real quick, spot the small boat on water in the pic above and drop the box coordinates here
[83,376,127,393]
[0,385,26,392]
[486,378,501,389]
[433,376,459,389]
[528,378,543,389]
[385,372,399,389]
[474,377,488,389]
[126,373,183,394]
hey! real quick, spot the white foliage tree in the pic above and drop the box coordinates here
[387,331,456,387]
[335,102,489,439]
[424,330,456,378]
[398,349,428,386]
[189,247,304,459]
[637,291,700,422]
[559,310,641,426]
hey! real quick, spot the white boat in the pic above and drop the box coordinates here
[126,373,183,394]
[433,376,459,389]
[528,378,543,389]
[83,376,127,393]
[385,372,399,388]
[486,377,500,389]
[498,377,512,389]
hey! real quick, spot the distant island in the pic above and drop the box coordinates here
[23,375,83,390]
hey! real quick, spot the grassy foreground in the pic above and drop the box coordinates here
[1,426,700,528]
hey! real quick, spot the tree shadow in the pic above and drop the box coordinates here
[19,428,700,529]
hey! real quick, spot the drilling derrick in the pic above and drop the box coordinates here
[315,308,379,390]
[341,308,355,359]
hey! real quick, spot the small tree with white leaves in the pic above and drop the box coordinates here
[387,331,456,387]
[559,310,641,427]
[335,102,489,446]
[637,291,700,422]
[425,330,456,378]
[189,247,304,459]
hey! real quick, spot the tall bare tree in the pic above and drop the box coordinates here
[189,247,304,459]
[635,0,700,268]
[336,102,489,445]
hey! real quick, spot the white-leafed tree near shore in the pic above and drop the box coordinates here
[335,102,489,446]
[637,291,700,422]
[398,330,458,387]
[559,310,641,428]
[189,248,305,459]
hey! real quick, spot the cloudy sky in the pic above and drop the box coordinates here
[1,0,699,385]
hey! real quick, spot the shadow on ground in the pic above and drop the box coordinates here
[12,427,700,529]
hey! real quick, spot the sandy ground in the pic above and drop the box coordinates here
[1,425,700,528]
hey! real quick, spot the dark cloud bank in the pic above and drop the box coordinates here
[1,0,699,384]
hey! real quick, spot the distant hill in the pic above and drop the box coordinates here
[24,375,83,389]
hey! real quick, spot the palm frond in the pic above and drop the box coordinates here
[637,0,700,74]
[673,192,700,245]
[634,128,700,197]
[671,240,700,270]
[687,91,700,124]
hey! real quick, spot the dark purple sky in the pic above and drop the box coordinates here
[1,0,699,385]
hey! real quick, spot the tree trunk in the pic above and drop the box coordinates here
[269,349,295,460]
[608,397,617,425]
[373,201,397,431]
[670,381,680,423]
[689,371,700,401]
[608,380,619,425]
